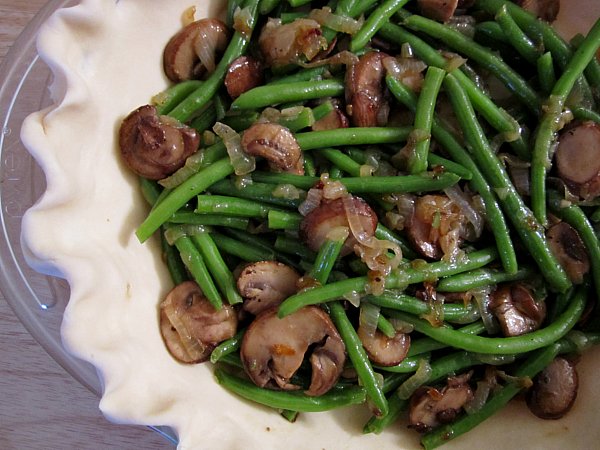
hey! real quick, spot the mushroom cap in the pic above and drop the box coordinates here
[241,122,304,175]
[547,221,590,284]
[417,0,459,22]
[119,105,199,180]
[224,56,264,99]
[160,281,237,364]
[299,195,378,255]
[240,306,346,396]
[237,261,301,315]
[527,357,578,419]
[163,18,230,82]
[490,283,546,337]
[555,121,600,200]
[358,326,411,367]
[516,0,560,22]
[345,51,390,127]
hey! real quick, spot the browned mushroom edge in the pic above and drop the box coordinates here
[160,281,238,364]
[224,55,264,99]
[311,107,350,131]
[546,221,590,284]
[119,105,199,180]
[345,51,390,127]
[489,283,546,337]
[163,18,230,83]
[240,306,346,396]
[357,326,411,367]
[555,121,600,200]
[241,122,305,174]
[527,356,579,419]
[515,0,560,22]
[417,0,459,23]
[236,260,301,315]
[409,372,474,432]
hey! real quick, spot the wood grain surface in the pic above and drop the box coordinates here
[0,2,172,449]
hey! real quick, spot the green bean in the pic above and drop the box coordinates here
[169,0,260,122]
[221,111,260,131]
[212,232,275,262]
[274,235,317,261]
[436,266,535,293]
[366,292,480,325]
[192,232,242,305]
[277,107,316,132]
[278,248,498,317]
[386,285,586,355]
[572,106,600,123]
[320,148,361,177]
[296,127,411,150]
[377,314,397,339]
[195,194,285,218]
[531,19,600,225]
[350,0,411,52]
[362,393,408,434]
[160,233,188,285]
[537,52,557,95]
[374,223,418,261]
[268,210,303,230]
[420,339,565,449]
[154,80,203,115]
[173,235,222,310]
[310,237,345,284]
[215,367,367,412]
[258,0,280,15]
[168,212,250,230]
[267,66,329,86]
[136,158,234,242]
[495,5,541,64]
[378,23,529,160]
[190,103,218,134]
[571,33,600,89]
[327,301,389,417]
[403,13,541,114]
[210,329,244,364]
[303,152,317,177]
[208,179,302,209]
[252,171,461,194]
[409,66,446,174]
[386,75,518,274]
[231,79,344,110]
[427,154,472,181]
[286,0,311,6]
[407,322,487,358]
[443,73,571,292]
[376,354,428,374]
[548,191,600,302]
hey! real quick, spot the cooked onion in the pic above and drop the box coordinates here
[321,174,348,200]
[308,7,363,35]
[213,122,255,175]
[233,6,253,37]
[397,359,432,400]
[471,286,499,335]
[159,150,205,188]
[272,183,303,200]
[443,185,484,239]
[301,50,359,69]
[164,224,209,245]
[298,186,323,216]
[162,297,207,361]
[359,302,381,338]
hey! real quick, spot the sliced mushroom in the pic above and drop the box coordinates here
[240,306,346,396]
[119,105,199,180]
[300,195,378,255]
[515,0,560,22]
[406,195,469,260]
[345,51,390,127]
[489,283,546,337]
[258,18,327,68]
[224,56,264,99]
[160,281,237,364]
[163,18,230,82]
[358,326,411,367]
[527,357,578,419]
[311,108,350,131]
[547,221,590,284]
[241,122,304,174]
[409,373,474,432]
[555,121,600,200]
[236,261,301,315]
[417,0,459,23]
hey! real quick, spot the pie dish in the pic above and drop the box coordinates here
[19,1,600,449]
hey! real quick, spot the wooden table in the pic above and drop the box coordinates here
[0,2,172,448]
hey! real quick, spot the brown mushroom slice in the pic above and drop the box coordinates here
[406,195,468,260]
[311,108,350,131]
[163,18,230,82]
[160,281,238,364]
[515,0,560,22]
[555,121,600,200]
[299,195,378,255]
[409,373,474,432]
[258,18,327,68]
[240,306,345,396]
[547,221,590,284]
[489,283,546,337]
[237,261,301,315]
[417,0,459,23]
[527,357,578,419]
[224,56,264,99]
[358,326,411,367]
[119,105,199,180]
[345,51,390,127]
[241,122,304,175]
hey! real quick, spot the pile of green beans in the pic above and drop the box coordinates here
[131,0,600,448]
